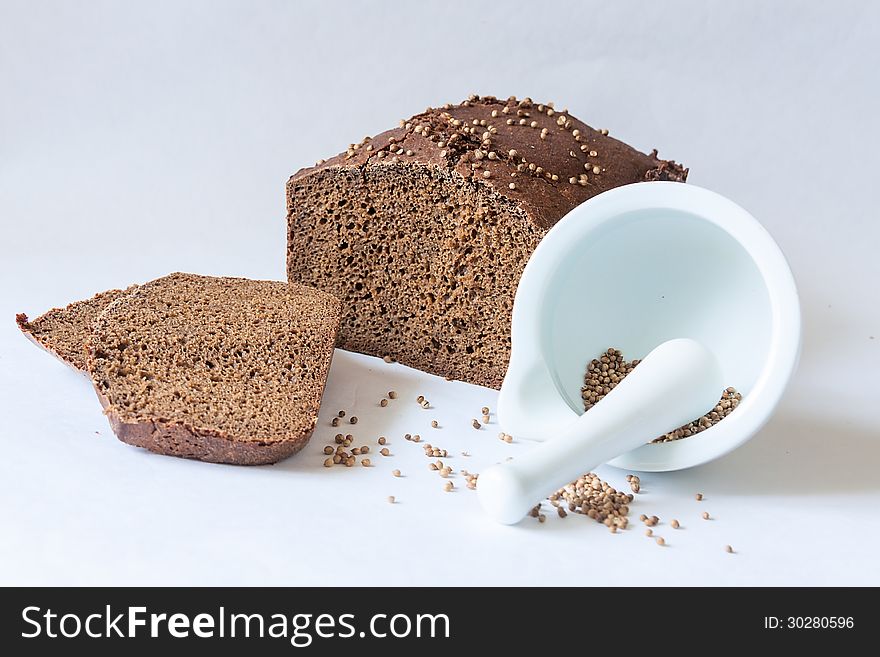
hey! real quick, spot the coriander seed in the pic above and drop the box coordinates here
[392,469,401,477]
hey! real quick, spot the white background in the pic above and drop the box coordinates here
[1,0,878,586]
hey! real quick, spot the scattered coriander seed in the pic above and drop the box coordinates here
[508,183,516,190]
[345,457,355,467]
[323,445,334,455]
[472,419,481,429]
[388,391,397,399]
[379,447,390,457]
[323,458,333,467]
[387,496,395,504]
[338,410,346,418]
[626,475,633,482]
[482,414,490,424]
[696,493,703,501]
[671,519,680,529]
[639,513,647,522]
[656,537,666,546]
[413,434,421,442]
[360,446,369,453]
[333,454,342,464]
[335,434,344,444]
[651,515,660,525]
[429,463,438,471]
[645,528,653,537]
[538,514,546,523]
[331,417,340,427]
[383,355,394,363]
[378,436,386,445]
[483,170,491,179]
[702,512,710,520]
[592,165,601,174]
[481,406,489,415]
[589,150,597,157]
[352,447,361,455]
[444,481,454,492]
[557,507,567,518]
[421,400,430,408]
[361,458,371,467]
[380,398,388,407]
[726,545,734,553]
[392,469,401,477]
[431,420,439,428]
[350,416,358,424]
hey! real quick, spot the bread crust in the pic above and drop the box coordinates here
[93,381,320,466]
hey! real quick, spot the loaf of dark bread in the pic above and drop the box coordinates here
[287,94,687,388]
[86,273,340,465]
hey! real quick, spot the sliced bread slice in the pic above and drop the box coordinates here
[87,273,340,465]
[16,287,134,370]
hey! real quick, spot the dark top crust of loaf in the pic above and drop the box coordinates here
[87,273,341,465]
[290,94,687,230]
[16,287,133,371]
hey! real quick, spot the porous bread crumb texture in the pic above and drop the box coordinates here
[582,347,742,443]
[16,287,132,370]
[88,273,341,465]
[287,95,687,388]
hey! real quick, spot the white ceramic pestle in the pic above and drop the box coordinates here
[477,338,723,524]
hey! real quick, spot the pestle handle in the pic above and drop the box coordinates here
[477,339,724,524]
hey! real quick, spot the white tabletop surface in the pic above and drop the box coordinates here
[1,0,878,586]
